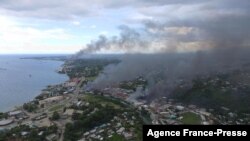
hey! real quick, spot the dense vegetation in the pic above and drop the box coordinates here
[64,94,143,141]
[0,125,58,141]
[23,101,38,112]
[64,59,120,78]
[119,76,148,91]
[51,111,60,120]
[0,112,8,119]
[172,72,250,113]
[64,106,121,141]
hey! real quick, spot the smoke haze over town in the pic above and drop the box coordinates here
[71,0,250,100]
[1,1,250,140]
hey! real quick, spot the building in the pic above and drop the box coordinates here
[63,109,75,117]
[0,119,14,126]
[39,96,64,105]
[9,110,23,117]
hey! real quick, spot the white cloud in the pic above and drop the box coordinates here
[0,0,249,54]
[0,44,82,54]
[0,0,206,20]
[72,21,81,26]
[90,25,96,29]
[0,16,80,54]
[99,31,109,36]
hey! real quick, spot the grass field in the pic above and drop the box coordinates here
[49,104,64,112]
[83,94,126,109]
[180,112,202,124]
[86,76,97,81]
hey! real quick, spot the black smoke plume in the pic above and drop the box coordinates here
[76,0,250,100]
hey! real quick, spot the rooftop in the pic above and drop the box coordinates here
[0,119,13,126]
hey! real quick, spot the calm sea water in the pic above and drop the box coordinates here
[0,55,68,112]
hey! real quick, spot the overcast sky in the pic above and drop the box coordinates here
[0,0,249,54]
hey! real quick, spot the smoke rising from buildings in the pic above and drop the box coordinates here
[77,0,250,99]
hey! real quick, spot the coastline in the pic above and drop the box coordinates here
[0,57,69,113]
[10,73,69,113]
[1,57,250,140]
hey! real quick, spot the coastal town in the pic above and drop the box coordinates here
[1,0,250,140]
[0,58,250,141]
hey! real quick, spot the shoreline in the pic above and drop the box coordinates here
[1,57,250,140]
[0,57,69,113]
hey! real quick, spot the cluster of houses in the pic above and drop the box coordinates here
[0,110,28,128]
[147,99,214,125]
[37,76,83,98]
[134,96,250,125]
[79,112,136,141]
[101,88,133,100]
[2,63,250,141]
[215,107,250,124]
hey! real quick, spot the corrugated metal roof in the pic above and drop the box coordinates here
[0,119,13,126]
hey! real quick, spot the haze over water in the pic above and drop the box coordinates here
[0,55,68,112]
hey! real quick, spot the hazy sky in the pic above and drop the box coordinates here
[0,0,249,54]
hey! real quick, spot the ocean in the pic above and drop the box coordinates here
[0,55,68,112]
